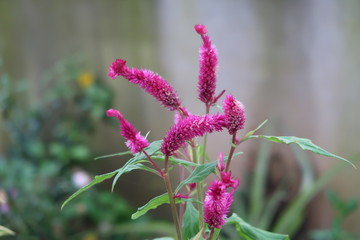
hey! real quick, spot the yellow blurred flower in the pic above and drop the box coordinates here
[82,233,97,240]
[78,72,94,88]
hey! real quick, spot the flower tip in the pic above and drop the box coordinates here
[194,24,207,35]
[106,109,121,118]
[108,59,127,79]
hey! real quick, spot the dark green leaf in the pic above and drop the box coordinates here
[131,193,183,220]
[94,151,132,160]
[61,170,118,209]
[153,238,174,240]
[227,213,290,240]
[182,202,199,239]
[175,161,218,193]
[152,155,199,167]
[249,135,355,168]
[111,163,158,191]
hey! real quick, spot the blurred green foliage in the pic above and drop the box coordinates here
[220,133,358,240]
[309,191,360,240]
[0,57,167,239]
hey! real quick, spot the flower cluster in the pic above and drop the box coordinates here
[161,114,226,156]
[108,59,181,111]
[106,109,149,154]
[223,94,246,135]
[195,24,219,106]
[107,24,246,237]
[204,171,239,229]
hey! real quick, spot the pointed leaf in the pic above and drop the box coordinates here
[131,193,184,220]
[192,228,205,240]
[94,150,131,160]
[153,238,174,240]
[131,193,169,220]
[61,170,118,209]
[182,202,199,239]
[0,225,15,236]
[226,213,290,240]
[112,163,158,191]
[175,161,218,193]
[152,155,199,167]
[249,135,355,168]
[243,119,268,139]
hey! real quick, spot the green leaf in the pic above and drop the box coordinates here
[112,140,163,190]
[131,193,184,220]
[249,135,356,168]
[175,160,218,193]
[111,163,157,191]
[242,119,268,140]
[273,160,352,234]
[152,155,199,167]
[182,202,199,239]
[94,150,132,160]
[192,228,205,240]
[153,238,174,240]
[224,152,243,161]
[0,225,15,236]
[227,213,290,240]
[61,170,118,209]
[249,137,271,225]
[141,140,163,156]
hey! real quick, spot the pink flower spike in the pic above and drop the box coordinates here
[108,59,127,79]
[106,109,149,154]
[188,183,197,191]
[204,180,233,229]
[195,24,218,105]
[173,193,189,199]
[161,114,226,156]
[217,152,225,172]
[222,94,246,135]
[220,172,239,190]
[194,24,207,35]
[107,59,181,111]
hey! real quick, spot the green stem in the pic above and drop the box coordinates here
[225,133,237,172]
[200,105,210,164]
[164,156,183,240]
[208,228,215,240]
[192,145,204,230]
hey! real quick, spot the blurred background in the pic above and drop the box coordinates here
[1,0,360,239]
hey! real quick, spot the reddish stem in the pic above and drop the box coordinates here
[225,133,237,172]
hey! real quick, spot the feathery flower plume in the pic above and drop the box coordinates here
[220,171,239,190]
[108,59,181,111]
[204,180,233,229]
[217,152,225,172]
[195,24,218,105]
[223,94,246,135]
[204,171,238,229]
[106,109,149,154]
[161,114,226,156]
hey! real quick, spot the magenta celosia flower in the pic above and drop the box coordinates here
[220,172,239,190]
[174,107,191,124]
[173,193,189,199]
[204,180,233,229]
[222,94,246,135]
[195,24,218,105]
[106,109,149,154]
[108,59,181,111]
[217,152,225,172]
[161,114,226,156]
[204,168,239,229]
